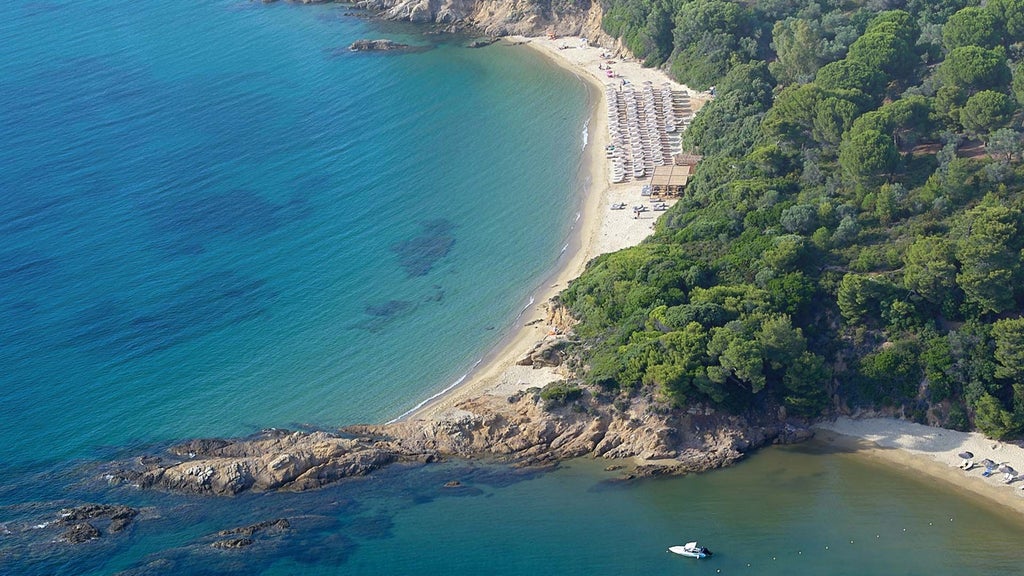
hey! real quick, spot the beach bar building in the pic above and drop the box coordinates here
[649,164,691,196]
[649,153,702,196]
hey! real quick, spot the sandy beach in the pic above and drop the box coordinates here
[399,37,707,422]
[816,418,1024,518]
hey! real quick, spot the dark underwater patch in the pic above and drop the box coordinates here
[345,514,394,540]
[30,55,151,116]
[0,252,59,344]
[155,190,282,240]
[355,299,417,333]
[364,299,414,318]
[147,189,311,255]
[70,270,276,360]
[110,515,359,576]
[390,219,455,277]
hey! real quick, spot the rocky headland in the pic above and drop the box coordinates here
[355,0,607,39]
[269,0,615,45]
[106,385,812,497]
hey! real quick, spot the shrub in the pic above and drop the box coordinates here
[540,381,583,409]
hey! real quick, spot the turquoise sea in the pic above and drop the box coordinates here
[0,0,588,469]
[3,2,1024,574]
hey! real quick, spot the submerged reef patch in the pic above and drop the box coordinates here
[391,219,455,277]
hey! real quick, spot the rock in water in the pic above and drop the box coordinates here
[55,503,139,542]
[217,518,291,537]
[212,537,254,549]
[349,39,412,52]
[61,522,101,544]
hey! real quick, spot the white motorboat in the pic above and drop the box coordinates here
[669,541,712,559]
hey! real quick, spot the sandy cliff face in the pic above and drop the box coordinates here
[355,0,612,42]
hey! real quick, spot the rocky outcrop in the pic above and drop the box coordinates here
[210,518,291,549]
[212,537,253,549]
[108,391,811,496]
[371,392,812,471]
[349,39,415,52]
[61,522,101,544]
[216,518,291,537]
[354,0,612,42]
[516,337,570,367]
[56,504,139,543]
[546,299,576,335]
[270,0,610,38]
[108,429,436,496]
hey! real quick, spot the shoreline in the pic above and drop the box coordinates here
[815,417,1024,521]
[384,36,1024,528]
[402,37,706,422]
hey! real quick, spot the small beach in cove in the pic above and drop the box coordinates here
[817,418,1024,518]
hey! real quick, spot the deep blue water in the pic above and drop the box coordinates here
[4,2,1024,575]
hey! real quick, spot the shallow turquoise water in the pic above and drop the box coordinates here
[0,0,589,470]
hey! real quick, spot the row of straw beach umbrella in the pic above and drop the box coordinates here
[604,82,691,184]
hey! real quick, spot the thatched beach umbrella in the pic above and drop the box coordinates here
[958,451,974,460]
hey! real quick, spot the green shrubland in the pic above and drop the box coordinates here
[567,0,1024,435]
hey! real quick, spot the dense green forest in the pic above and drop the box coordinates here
[559,0,1024,438]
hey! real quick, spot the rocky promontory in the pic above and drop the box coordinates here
[107,389,812,497]
[267,0,611,40]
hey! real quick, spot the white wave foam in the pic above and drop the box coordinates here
[386,358,484,424]
[523,294,535,311]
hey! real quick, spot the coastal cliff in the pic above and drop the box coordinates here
[351,0,611,41]
[108,388,811,496]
